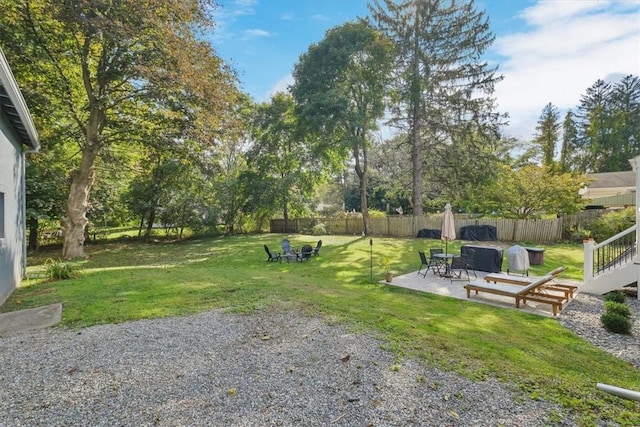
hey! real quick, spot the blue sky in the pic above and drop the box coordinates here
[210,0,640,141]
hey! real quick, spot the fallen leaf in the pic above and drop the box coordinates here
[340,354,351,363]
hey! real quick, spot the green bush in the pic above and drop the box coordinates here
[586,207,635,242]
[604,301,631,318]
[600,312,632,334]
[311,223,327,235]
[45,258,79,280]
[604,291,627,304]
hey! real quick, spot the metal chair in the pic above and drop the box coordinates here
[428,248,446,275]
[450,254,472,282]
[462,248,477,278]
[417,251,429,277]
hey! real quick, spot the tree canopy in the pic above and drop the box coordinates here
[1,0,239,258]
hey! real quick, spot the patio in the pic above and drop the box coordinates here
[383,269,583,318]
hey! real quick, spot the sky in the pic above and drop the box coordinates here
[209,0,640,141]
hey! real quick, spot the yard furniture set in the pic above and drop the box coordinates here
[264,239,322,263]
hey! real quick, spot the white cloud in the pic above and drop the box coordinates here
[266,74,294,100]
[520,0,610,25]
[210,0,259,42]
[493,0,640,140]
[245,28,272,38]
[281,12,295,21]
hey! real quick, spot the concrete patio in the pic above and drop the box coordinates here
[382,268,583,318]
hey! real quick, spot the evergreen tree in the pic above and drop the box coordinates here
[369,0,503,217]
[533,103,560,169]
[576,79,613,172]
[560,110,578,173]
[574,76,640,172]
[609,75,640,170]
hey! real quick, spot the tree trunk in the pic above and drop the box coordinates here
[61,144,100,259]
[411,120,423,217]
[146,209,156,237]
[354,141,373,236]
[28,217,39,251]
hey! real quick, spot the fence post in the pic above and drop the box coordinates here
[583,239,595,281]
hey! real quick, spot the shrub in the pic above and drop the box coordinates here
[586,207,635,242]
[311,223,327,236]
[604,301,631,318]
[45,258,79,280]
[604,291,627,304]
[600,312,632,334]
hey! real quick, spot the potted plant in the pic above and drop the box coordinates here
[382,257,393,282]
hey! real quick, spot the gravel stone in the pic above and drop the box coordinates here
[1,296,638,426]
[559,292,640,368]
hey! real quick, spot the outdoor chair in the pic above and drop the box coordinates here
[464,274,565,316]
[428,248,446,275]
[299,244,313,261]
[462,248,477,278]
[281,239,297,262]
[449,254,472,282]
[264,245,281,262]
[312,240,322,256]
[417,251,429,277]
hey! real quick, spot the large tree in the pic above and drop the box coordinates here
[369,0,503,217]
[470,164,588,219]
[559,110,578,173]
[246,93,317,228]
[0,0,238,258]
[533,103,560,169]
[291,20,393,235]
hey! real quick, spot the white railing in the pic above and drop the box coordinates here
[583,225,638,295]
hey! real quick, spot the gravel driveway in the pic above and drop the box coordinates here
[0,308,581,426]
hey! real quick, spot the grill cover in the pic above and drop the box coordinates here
[506,245,530,272]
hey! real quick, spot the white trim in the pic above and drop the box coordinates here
[0,48,39,150]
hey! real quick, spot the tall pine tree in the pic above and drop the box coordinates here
[533,103,560,169]
[560,110,578,173]
[369,0,503,216]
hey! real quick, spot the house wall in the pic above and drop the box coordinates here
[0,114,25,305]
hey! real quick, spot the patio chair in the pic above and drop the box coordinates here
[461,248,477,278]
[464,274,565,316]
[483,266,576,299]
[312,240,322,256]
[417,251,429,277]
[264,245,281,262]
[281,239,297,262]
[428,248,446,275]
[299,244,313,261]
[449,254,472,282]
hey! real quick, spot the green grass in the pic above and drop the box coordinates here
[4,234,640,425]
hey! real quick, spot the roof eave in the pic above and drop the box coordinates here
[0,48,40,151]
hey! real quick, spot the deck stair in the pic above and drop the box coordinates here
[582,225,637,295]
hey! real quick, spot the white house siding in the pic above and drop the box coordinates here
[0,117,25,305]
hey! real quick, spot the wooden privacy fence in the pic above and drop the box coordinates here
[270,210,607,244]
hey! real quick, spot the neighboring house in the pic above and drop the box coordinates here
[0,48,39,305]
[579,171,636,208]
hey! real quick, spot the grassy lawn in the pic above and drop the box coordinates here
[3,234,639,425]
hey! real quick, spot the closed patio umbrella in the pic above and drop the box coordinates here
[441,203,456,254]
